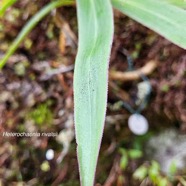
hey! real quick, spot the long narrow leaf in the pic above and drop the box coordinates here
[0,0,74,69]
[74,0,114,185]
[112,0,186,49]
[0,0,17,17]
[162,0,186,8]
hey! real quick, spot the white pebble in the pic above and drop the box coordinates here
[128,114,149,135]
[46,149,54,160]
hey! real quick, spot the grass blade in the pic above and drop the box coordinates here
[112,0,186,49]
[0,0,74,69]
[0,0,17,17]
[162,0,186,8]
[74,0,114,185]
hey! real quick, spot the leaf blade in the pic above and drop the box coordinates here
[74,0,114,185]
[0,0,17,17]
[162,0,186,8]
[112,0,186,49]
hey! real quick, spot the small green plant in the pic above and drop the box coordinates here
[0,0,186,185]
[133,161,170,186]
[27,102,53,127]
[119,148,143,170]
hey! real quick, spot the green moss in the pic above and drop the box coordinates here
[27,101,53,127]
[161,84,170,92]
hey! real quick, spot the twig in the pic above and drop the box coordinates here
[103,157,120,186]
[109,60,158,81]
[40,65,74,80]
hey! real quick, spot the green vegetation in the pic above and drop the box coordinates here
[27,102,53,127]
[0,0,74,69]
[0,0,17,17]
[0,0,186,185]
[74,1,113,185]
[133,161,170,186]
[119,148,143,170]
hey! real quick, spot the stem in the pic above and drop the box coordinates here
[0,0,74,69]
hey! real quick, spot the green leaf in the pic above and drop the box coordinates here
[128,149,143,159]
[0,0,74,69]
[157,177,169,186]
[169,160,177,175]
[162,0,186,8]
[74,0,114,185]
[120,155,128,170]
[133,165,148,180]
[0,0,17,17]
[112,0,186,49]
[151,160,160,171]
[149,161,160,183]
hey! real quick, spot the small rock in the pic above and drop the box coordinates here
[46,149,54,160]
